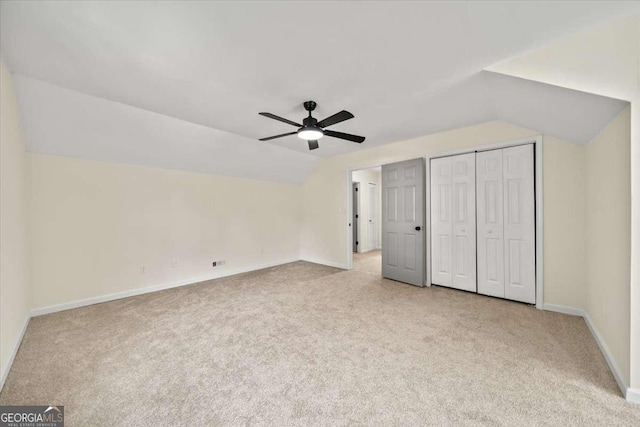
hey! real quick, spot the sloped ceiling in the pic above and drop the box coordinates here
[0,1,636,183]
[12,75,319,184]
[483,72,628,144]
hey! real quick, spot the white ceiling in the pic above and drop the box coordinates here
[12,75,320,184]
[482,72,627,144]
[1,1,636,178]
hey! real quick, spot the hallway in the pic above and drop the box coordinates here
[353,249,381,276]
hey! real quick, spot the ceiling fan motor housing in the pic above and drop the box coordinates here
[302,116,318,127]
[300,101,322,139]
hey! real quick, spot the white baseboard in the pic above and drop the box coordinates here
[0,314,30,392]
[542,303,585,317]
[300,257,348,270]
[627,387,640,404]
[543,303,634,402]
[582,311,629,400]
[361,248,380,254]
[31,258,299,317]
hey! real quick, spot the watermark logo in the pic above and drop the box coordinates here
[0,405,64,427]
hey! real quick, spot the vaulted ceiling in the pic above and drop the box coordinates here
[1,1,636,183]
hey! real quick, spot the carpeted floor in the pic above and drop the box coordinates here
[352,249,381,276]
[2,260,639,425]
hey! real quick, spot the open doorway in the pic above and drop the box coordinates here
[350,166,382,275]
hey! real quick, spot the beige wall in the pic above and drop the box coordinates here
[351,168,381,253]
[300,120,587,311]
[0,63,30,386]
[301,121,536,267]
[489,15,640,394]
[29,153,302,310]
[28,120,591,314]
[542,137,586,308]
[585,106,632,386]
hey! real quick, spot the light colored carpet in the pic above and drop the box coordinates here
[1,261,639,426]
[353,249,381,275]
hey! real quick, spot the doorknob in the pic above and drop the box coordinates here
[415,226,421,231]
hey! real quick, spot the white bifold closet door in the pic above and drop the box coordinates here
[477,145,535,304]
[430,153,476,292]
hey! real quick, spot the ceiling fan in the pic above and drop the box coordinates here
[259,101,365,150]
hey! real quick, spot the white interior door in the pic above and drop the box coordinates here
[368,183,378,250]
[477,149,505,298]
[451,153,476,291]
[382,158,424,286]
[503,145,535,303]
[430,154,476,291]
[430,156,452,287]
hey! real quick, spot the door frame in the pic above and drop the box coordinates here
[352,182,361,253]
[347,164,382,269]
[425,135,544,309]
[368,182,378,251]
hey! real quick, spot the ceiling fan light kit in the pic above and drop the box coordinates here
[259,100,365,150]
[297,127,323,140]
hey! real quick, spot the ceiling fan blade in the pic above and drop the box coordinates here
[316,110,354,128]
[259,131,298,141]
[308,140,319,150]
[324,130,365,143]
[259,112,302,127]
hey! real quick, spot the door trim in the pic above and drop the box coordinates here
[425,135,544,309]
[347,164,382,270]
[368,182,378,251]
[352,182,361,253]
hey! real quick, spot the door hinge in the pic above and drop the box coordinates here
[355,214,359,218]
[356,241,359,245]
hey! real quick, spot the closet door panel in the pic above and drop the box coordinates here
[476,150,505,298]
[430,157,452,286]
[503,145,536,304]
[451,153,476,292]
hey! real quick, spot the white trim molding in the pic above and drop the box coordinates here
[31,258,300,317]
[300,257,348,270]
[534,138,544,310]
[542,303,584,317]
[543,304,634,402]
[0,315,30,392]
[582,311,629,400]
[627,388,640,404]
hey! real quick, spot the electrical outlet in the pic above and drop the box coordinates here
[140,266,146,274]
[212,260,226,267]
